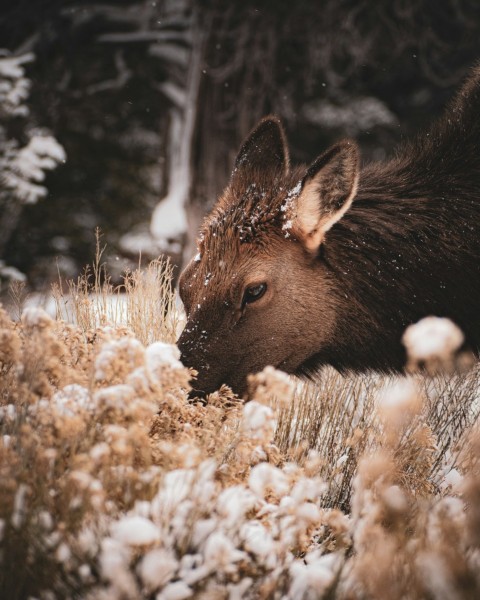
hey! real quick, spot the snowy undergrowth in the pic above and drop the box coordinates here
[1,261,480,599]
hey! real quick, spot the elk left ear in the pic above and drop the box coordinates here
[232,116,290,181]
[291,140,359,252]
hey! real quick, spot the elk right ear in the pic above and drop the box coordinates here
[231,116,290,183]
[289,140,359,252]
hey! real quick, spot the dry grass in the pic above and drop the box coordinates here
[52,231,181,344]
[273,366,480,511]
[1,255,480,599]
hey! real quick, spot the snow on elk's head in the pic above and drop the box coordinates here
[177,116,359,398]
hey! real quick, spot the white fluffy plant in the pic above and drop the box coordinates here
[0,50,65,271]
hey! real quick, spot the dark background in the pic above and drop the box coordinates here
[1,0,480,291]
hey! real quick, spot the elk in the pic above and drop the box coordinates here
[177,66,480,398]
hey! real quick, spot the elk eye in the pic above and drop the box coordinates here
[243,283,267,305]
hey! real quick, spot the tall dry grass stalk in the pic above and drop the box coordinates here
[52,231,181,344]
[1,256,480,599]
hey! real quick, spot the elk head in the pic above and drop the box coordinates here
[177,116,359,397]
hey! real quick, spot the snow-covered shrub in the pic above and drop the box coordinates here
[402,316,470,373]
[1,260,480,598]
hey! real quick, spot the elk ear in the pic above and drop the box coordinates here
[232,116,289,182]
[292,140,359,252]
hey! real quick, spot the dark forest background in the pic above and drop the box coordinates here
[1,0,480,293]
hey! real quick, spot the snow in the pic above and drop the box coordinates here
[217,486,258,526]
[94,384,135,410]
[241,401,276,440]
[382,485,407,513]
[303,96,396,135]
[70,471,94,490]
[441,468,463,491]
[53,384,94,415]
[0,404,16,423]
[76,527,97,555]
[402,316,464,362]
[286,181,302,202]
[151,28,202,250]
[119,229,167,257]
[25,135,66,166]
[289,552,338,597]
[377,378,418,411]
[296,502,321,525]
[156,581,193,600]
[150,43,190,68]
[21,306,53,328]
[249,463,289,498]
[38,511,53,531]
[90,442,110,462]
[250,445,268,464]
[290,476,326,503]
[280,181,303,237]
[227,578,254,600]
[159,81,187,109]
[280,181,302,213]
[78,564,92,581]
[151,181,189,240]
[99,537,136,595]
[55,543,71,563]
[11,483,29,529]
[0,261,26,282]
[111,515,161,546]
[151,468,196,519]
[0,53,33,117]
[99,30,189,45]
[94,337,144,381]
[4,135,66,205]
[416,552,457,600]
[191,518,217,547]
[145,341,184,372]
[23,292,61,318]
[203,531,246,570]
[150,103,189,245]
[138,549,178,590]
[0,53,34,79]
[240,521,275,562]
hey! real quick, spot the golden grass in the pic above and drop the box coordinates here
[1,254,480,599]
[52,231,181,344]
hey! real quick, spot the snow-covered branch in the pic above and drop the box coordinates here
[0,50,66,260]
[98,31,189,44]
[2,135,66,204]
[0,53,34,118]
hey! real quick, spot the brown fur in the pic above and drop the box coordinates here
[178,66,480,397]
